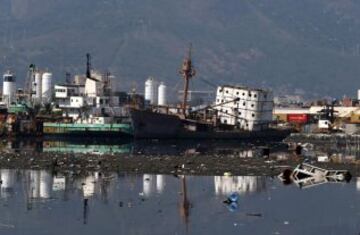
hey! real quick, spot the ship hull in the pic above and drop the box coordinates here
[43,122,133,138]
[130,109,291,140]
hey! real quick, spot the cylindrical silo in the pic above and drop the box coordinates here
[158,82,167,106]
[41,72,52,103]
[2,71,16,106]
[144,77,157,105]
[34,72,42,100]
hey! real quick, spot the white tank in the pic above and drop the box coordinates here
[2,72,16,106]
[41,72,52,103]
[34,72,42,100]
[145,77,157,105]
[158,82,167,106]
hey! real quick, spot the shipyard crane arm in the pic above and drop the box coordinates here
[189,98,240,113]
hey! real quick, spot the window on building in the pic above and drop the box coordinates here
[249,93,252,97]
[243,102,246,106]
[225,90,229,94]
[236,92,239,95]
[242,93,245,96]
[254,94,257,98]
[252,113,255,117]
[224,119,228,124]
[251,104,254,107]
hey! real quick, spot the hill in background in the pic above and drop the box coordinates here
[1,0,360,99]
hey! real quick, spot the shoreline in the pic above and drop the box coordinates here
[0,151,359,177]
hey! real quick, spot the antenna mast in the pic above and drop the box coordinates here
[179,44,196,116]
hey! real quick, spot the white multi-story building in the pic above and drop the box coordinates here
[215,85,273,131]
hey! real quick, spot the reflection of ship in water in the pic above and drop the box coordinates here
[28,170,53,199]
[42,141,132,155]
[214,176,266,195]
[3,138,288,156]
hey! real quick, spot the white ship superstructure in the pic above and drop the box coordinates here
[54,71,123,122]
[215,85,273,131]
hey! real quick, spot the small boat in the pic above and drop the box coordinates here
[279,163,352,189]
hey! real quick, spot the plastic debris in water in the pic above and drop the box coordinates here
[228,192,239,202]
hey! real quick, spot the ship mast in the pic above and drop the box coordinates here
[179,44,196,116]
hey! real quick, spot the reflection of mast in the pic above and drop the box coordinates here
[179,176,190,230]
[179,44,196,116]
[83,198,89,225]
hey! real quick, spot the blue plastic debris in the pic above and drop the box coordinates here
[228,192,239,202]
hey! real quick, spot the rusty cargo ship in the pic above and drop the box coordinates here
[130,46,291,140]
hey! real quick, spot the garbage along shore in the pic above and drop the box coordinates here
[0,151,360,176]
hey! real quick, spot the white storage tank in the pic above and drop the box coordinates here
[35,72,42,100]
[158,82,167,106]
[145,77,157,105]
[2,71,16,106]
[42,72,53,103]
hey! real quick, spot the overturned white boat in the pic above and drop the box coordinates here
[279,163,352,189]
